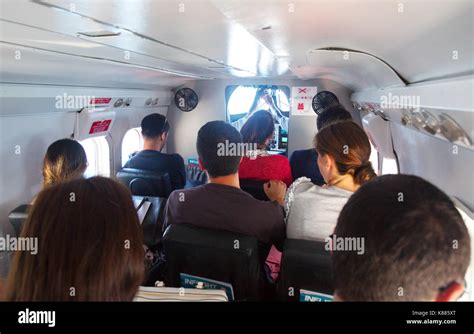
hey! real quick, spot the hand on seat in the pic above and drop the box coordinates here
[264,180,287,206]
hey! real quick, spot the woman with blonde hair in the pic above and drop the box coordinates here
[42,138,88,188]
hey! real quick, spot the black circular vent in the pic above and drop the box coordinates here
[312,91,340,114]
[175,88,199,112]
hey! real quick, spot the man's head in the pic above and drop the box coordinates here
[197,121,243,178]
[333,174,470,301]
[141,113,170,145]
[316,105,352,131]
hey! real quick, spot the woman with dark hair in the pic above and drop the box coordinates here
[42,138,88,188]
[265,121,377,241]
[239,110,293,186]
[4,177,145,301]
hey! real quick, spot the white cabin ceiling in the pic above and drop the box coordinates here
[0,0,472,90]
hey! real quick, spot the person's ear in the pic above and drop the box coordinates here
[435,281,465,301]
[320,154,332,171]
[161,132,168,142]
[265,135,273,146]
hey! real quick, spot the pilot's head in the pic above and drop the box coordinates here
[197,121,243,178]
[332,174,471,301]
[241,110,275,150]
[141,113,170,149]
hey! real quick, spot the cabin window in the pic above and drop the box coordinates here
[226,85,290,153]
[121,127,143,166]
[79,136,111,177]
[226,85,290,122]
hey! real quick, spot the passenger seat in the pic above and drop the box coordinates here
[163,224,268,301]
[277,239,334,301]
[116,168,172,198]
[8,204,31,236]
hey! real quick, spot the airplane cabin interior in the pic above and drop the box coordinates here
[0,0,473,324]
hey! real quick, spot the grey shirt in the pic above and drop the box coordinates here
[285,177,353,241]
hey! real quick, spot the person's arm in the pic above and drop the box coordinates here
[277,115,289,133]
[230,116,248,132]
[230,106,259,131]
[171,155,186,190]
[269,204,286,252]
[264,180,287,206]
[262,94,289,132]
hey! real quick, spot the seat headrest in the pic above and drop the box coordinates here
[8,204,31,236]
[132,195,166,248]
[163,223,259,254]
[163,224,266,301]
[239,179,269,201]
[278,238,334,301]
[116,168,172,197]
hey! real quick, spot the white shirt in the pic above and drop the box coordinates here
[285,177,353,241]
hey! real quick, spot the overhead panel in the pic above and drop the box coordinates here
[0,43,192,89]
[213,0,474,89]
[0,20,218,80]
[0,1,227,81]
[304,49,405,91]
[5,0,290,78]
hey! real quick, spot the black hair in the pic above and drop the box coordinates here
[240,110,275,148]
[196,121,243,178]
[316,105,352,131]
[141,113,169,139]
[333,174,470,301]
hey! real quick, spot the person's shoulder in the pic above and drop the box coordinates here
[268,154,290,163]
[169,152,184,161]
[322,186,353,198]
[162,152,184,165]
[289,177,317,194]
[123,152,143,168]
[168,185,201,203]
